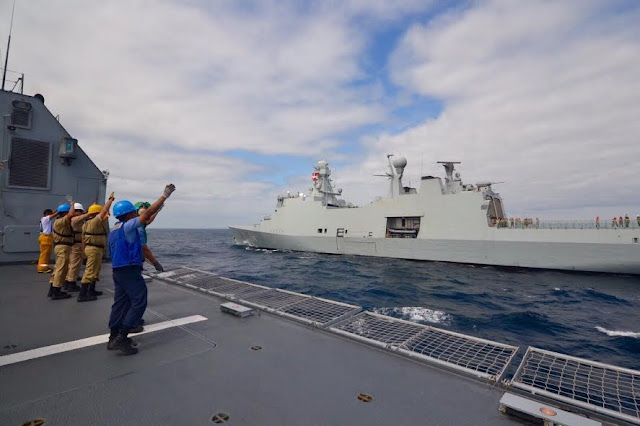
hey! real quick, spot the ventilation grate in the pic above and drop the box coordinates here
[11,108,31,128]
[8,138,50,189]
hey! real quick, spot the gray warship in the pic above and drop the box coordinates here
[2,75,639,425]
[230,157,640,275]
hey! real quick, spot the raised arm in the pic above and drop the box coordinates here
[66,195,75,218]
[47,210,59,219]
[98,192,115,220]
[139,184,175,226]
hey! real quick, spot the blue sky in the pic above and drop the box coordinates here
[3,0,640,227]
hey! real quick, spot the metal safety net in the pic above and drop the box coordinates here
[512,347,640,425]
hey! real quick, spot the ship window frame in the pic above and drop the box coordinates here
[324,228,327,234]
[317,228,322,234]
[6,137,52,190]
[633,237,638,244]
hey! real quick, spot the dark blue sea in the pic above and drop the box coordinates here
[148,228,640,371]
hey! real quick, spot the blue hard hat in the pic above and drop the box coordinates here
[57,203,70,213]
[113,200,136,218]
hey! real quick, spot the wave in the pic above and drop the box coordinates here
[488,311,571,336]
[595,326,640,338]
[372,307,451,324]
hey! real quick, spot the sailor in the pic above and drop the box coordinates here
[510,218,514,228]
[619,216,623,229]
[135,202,164,272]
[78,193,115,302]
[48,197,75,300]
[624,214,630,228]
[37,209,58,273]
[535,217,540,229]
[107,184,175,355]
[595,216,600,229]
[637,215,640,227]
[63,203,88,293]
[612,217,618,228]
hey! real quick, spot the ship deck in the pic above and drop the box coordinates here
[2,264,637,425]
[0,263,521,425]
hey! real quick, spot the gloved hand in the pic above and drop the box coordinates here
[153,261,164,272]
[163,184,176,198]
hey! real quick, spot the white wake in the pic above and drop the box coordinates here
[373,307,451,324]
[595,326,640,338]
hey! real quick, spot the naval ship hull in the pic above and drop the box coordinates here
[230,226,640,275]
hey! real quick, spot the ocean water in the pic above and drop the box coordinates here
[148,228,640,371]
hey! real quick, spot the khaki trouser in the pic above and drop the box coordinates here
[66,243,84,282]
[81,245,104,284]
[37,234,53,272]
[50,244,71,288]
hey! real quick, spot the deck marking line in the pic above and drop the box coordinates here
[0,314,207,367]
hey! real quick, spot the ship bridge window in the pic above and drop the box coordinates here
[317,228,322,234]
[10,100,32,129]
[8,138,51,189]
[386,217,420,238]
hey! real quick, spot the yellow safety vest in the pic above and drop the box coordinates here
[82,216,108,248]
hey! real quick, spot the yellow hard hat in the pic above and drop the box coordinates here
[88,204,102,214]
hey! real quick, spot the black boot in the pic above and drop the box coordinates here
[47,284,54,298]
[51,286,72,300]
[77,284,97,302]
[107,329,138,355]
[107,330,137,350]
[64,280,80,292]
[89,282,103,296]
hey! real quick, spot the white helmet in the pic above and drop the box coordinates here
[74,203,85,211]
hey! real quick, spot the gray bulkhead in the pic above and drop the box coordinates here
[0,90,107,263]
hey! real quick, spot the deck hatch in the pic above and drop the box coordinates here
[332,312,517,381]
[511,347,640,425]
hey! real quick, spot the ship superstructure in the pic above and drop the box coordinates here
[0,84,107,263]
[230,155,640,274]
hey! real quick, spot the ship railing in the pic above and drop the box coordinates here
[0,68,25,94]
[495,219,640,230]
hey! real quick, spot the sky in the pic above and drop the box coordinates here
[1,0,639,228]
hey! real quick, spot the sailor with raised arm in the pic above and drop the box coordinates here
[107,184,176,355]
[48,196,75,300]
[37,208,58,273]
[78,193,115,302]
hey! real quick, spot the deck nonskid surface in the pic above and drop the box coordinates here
[0,264,515,425]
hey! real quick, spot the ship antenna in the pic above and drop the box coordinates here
[1,0,17,91]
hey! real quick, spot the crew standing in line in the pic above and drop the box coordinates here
[637,215,640,227]
[37,209,58,273]
[78,193,115,302]
[135,201,164,272]
[63,203,87,293]
[107,184,176,355]
[624,214,630,228]
[48,197,75,300]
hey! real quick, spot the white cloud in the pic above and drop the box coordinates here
[2,0,637,227]
[338,0,640,219]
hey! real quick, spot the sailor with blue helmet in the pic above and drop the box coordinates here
[107,184,176,355]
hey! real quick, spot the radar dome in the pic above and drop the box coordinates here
[392,156,407,169]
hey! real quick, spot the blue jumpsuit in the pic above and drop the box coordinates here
[108,217,147,332]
